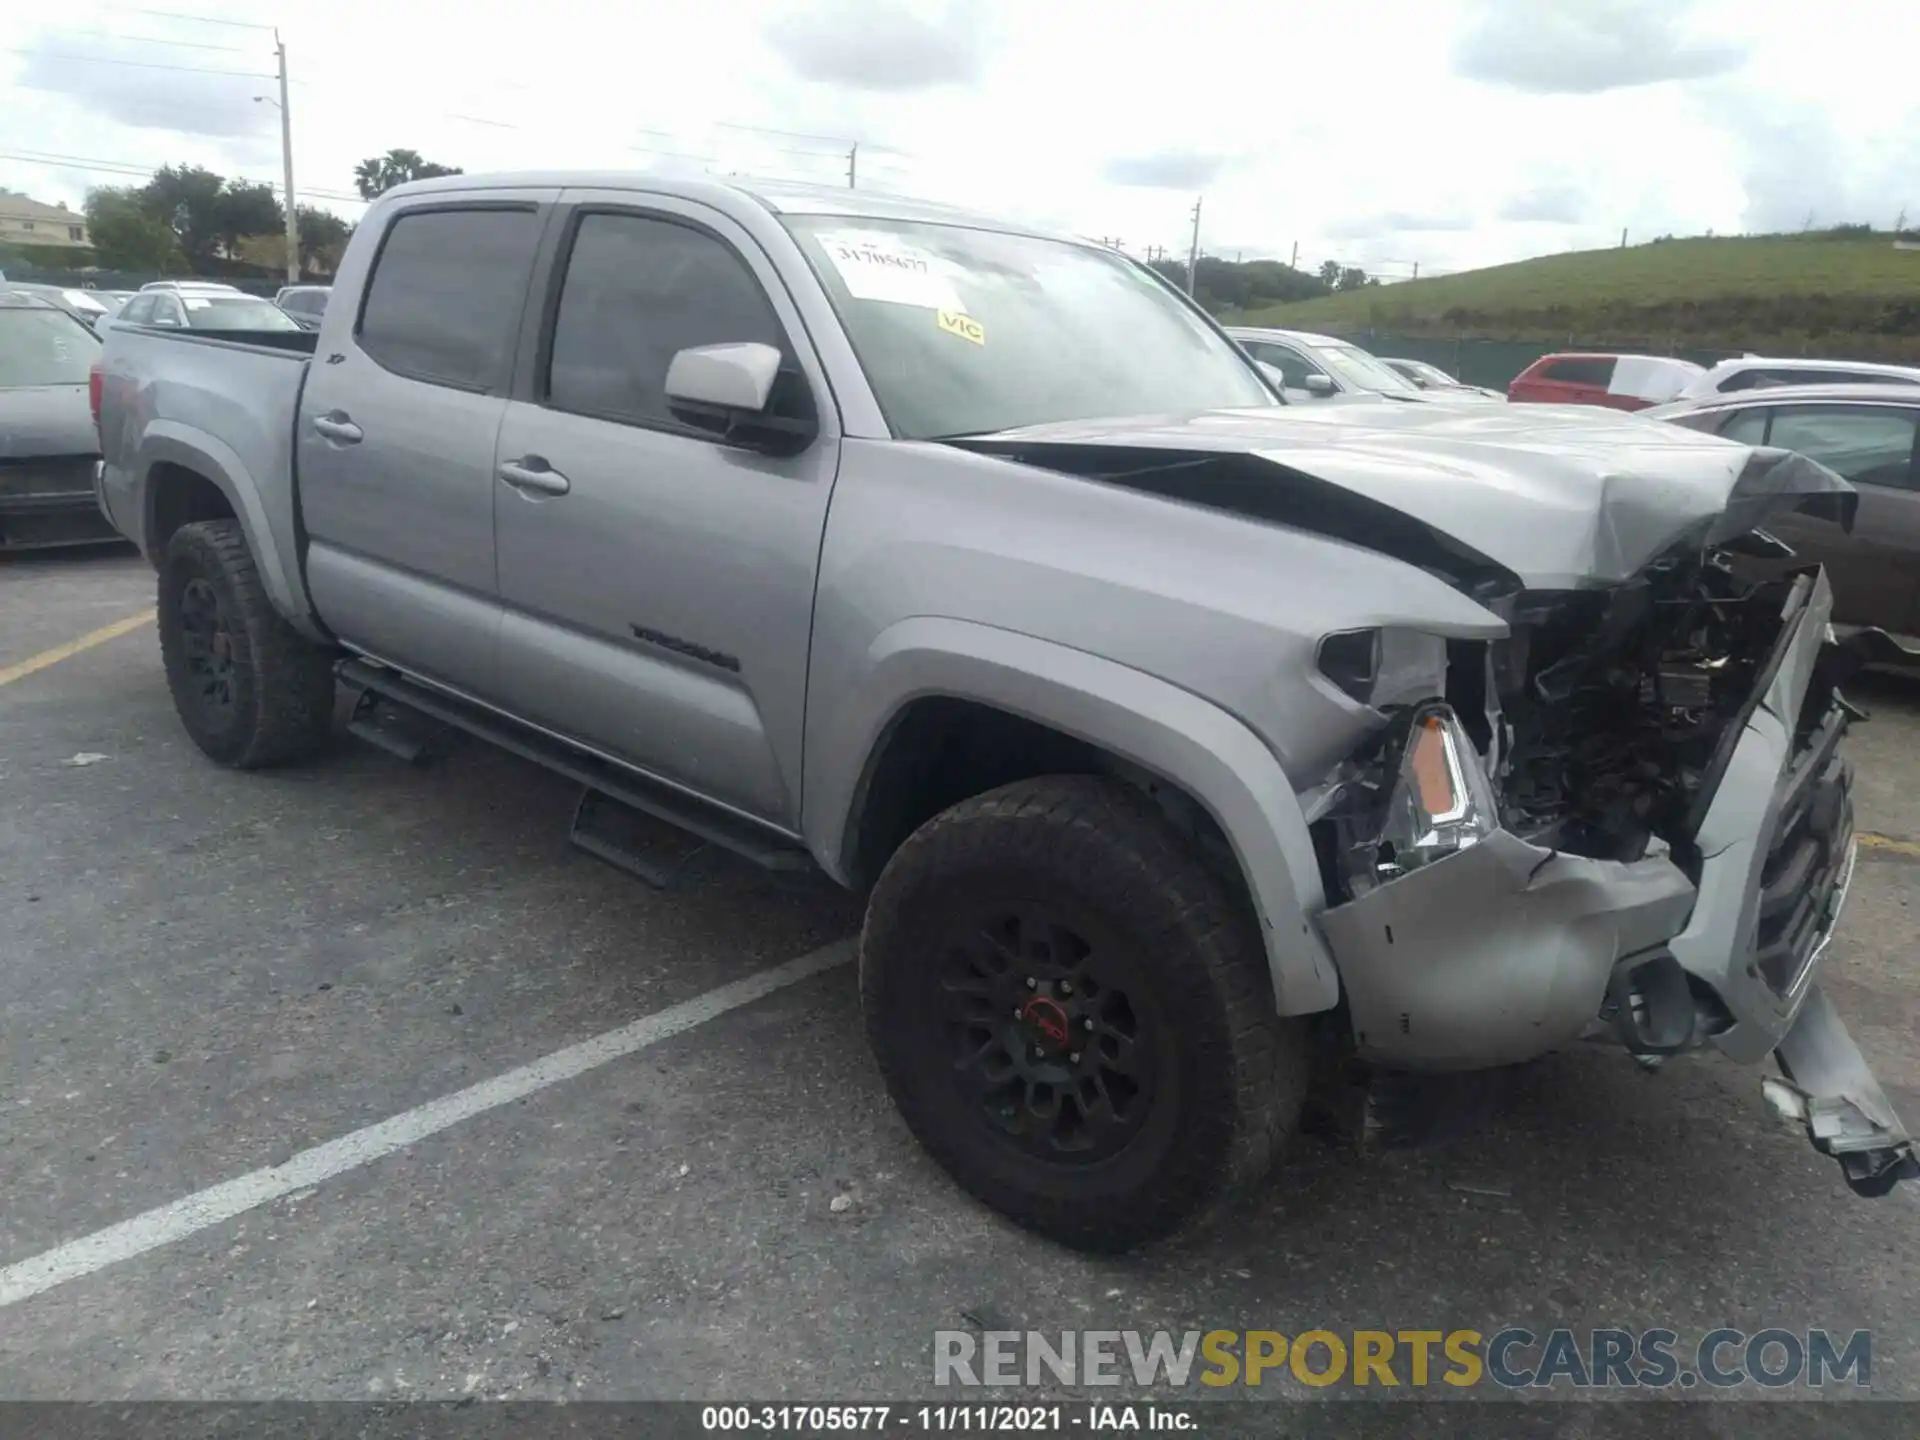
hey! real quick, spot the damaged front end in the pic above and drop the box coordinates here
[1310,477,1917,1198]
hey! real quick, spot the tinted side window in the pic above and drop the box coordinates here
[358,207,543,391]
[1769,406,1919,490]
[546,212,792,428]
[121,296,155,324]
[1539,357,1615,386]
[1716,407,1770,444]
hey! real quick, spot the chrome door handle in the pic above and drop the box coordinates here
[311,413,363,444]
[497,459,571,496]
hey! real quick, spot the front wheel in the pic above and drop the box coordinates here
[860,775,1306,1252]
[157,519,335,768]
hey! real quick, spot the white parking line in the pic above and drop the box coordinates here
[0,939,854,1310]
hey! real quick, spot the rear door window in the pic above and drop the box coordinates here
[1539,357,1615,386]
[357,206,545,392]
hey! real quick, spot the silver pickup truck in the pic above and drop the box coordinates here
[92,171,1914,1250]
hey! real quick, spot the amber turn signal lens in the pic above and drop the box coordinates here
[1408,713,1459,821]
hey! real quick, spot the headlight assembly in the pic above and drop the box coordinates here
[1339,702,1499,896]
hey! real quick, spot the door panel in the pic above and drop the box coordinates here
[297,194,554,697]
[491,197,840,825]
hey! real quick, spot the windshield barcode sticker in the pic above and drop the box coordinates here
[817,231,966,312]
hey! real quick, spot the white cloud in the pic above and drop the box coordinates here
[1452,0,1748,94]
[1,0,1915,274]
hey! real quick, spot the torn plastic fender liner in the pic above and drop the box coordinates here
[1317,830,1697,1072]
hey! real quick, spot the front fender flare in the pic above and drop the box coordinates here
[804,616,1340,1015]
[138,423,321,639]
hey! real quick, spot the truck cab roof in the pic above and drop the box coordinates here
[376,169,1086,246]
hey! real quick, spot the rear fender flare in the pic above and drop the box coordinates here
[139,423,321,639]
[806,616,1340,1015]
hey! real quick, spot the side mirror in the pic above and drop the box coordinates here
[664,342,816,455]
[1304,374,1337,397]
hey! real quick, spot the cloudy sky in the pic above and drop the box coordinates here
[3,0,1916,279]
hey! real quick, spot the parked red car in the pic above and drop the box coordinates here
[1508,352,1704,411]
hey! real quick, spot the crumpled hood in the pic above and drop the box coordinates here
[970,401,1855,591]
[0,385,97,460]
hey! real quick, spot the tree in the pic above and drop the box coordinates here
[140,164,228,270]
[1336,265,1370,291]
[354,148,464,201]
[214,179,283,263]
[84,186,184,271]
[1317,259,1341,287]
[296,205,353,273]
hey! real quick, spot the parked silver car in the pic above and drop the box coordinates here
[1380,356,1504,399]
[1644,383,1920,642]
[0,290,115,549]
[1227,326,1496,404]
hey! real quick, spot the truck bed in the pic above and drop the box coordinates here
[95,323,319,631]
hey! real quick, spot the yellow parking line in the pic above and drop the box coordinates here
[0,609,155,688]
[1860,832,1920,859]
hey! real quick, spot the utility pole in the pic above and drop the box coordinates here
[1186,196,1202,296]
[1289,240,1299,269]
[846,142,857,189]
[1620,227,1628,248]
[1411,261,1419,279]
[275,31,298,283]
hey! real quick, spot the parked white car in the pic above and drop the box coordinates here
[1675,355,1920,402]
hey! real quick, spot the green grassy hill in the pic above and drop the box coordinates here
[1231,232,1920,360]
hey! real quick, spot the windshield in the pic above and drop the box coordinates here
[0,305,99,387]
[1314,342,1420,394]
[783,217,1274,438]
[183,295,302,331]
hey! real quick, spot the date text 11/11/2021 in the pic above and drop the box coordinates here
[701,1404,1195,1432]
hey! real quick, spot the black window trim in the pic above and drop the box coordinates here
[527,201,817,446]
[352,198,550,396]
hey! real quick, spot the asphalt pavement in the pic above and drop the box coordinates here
[3,544,1917,1426]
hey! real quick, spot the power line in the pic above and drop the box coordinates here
[2,48,274,78]
[113,5,275,29]
[29,29,255,53]
[0,148,362,205]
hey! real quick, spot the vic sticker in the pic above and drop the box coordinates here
[937,309,985,345]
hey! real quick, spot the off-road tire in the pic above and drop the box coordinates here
[157,519,335,768]
[860,774,1307,1252]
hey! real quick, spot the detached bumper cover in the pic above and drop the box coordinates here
[1767,985,1918,1197]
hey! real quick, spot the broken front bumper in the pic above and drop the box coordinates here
[1314,567,1915,1194]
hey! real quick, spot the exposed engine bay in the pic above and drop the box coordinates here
[1471,550,1806,867]
[1320,540,1824,902]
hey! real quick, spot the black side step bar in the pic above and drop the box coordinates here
[337,658,818,880]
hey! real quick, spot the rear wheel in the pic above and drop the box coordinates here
[157,519,335,768]
[860,775,1306,1251]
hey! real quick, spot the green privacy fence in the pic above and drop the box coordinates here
[1318,333,1742,391]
